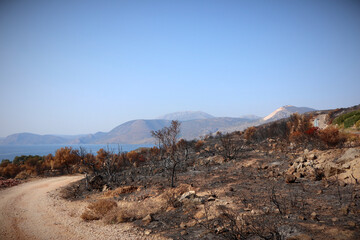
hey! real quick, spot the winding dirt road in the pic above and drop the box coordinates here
[0,176,149,240]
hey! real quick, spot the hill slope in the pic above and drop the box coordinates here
[263,105,315,122]
[158,111,214,121]
[0,133,69,145]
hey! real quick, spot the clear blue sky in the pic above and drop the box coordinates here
[0,0,359,137]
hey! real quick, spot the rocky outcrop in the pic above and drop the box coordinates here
[286,147,360,183]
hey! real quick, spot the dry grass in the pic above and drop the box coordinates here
[81,199,117,221]
[101,184,194,224]
[103,186,138,198]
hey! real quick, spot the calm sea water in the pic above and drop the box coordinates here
[0,144,153,161]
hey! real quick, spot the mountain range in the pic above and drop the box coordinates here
[0,106,315,145]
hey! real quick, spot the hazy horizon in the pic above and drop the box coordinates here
[1,1,360,137]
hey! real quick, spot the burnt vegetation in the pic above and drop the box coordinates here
[1,106,360,239]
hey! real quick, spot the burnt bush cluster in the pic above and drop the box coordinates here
[244,113,355,150]
[0,146,154,181]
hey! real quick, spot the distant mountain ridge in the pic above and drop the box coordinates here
[0,106,316,145]
[1,133,69,145]
[158,111,214,121]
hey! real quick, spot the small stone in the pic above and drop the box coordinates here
[180,222,187,229]
[166,206,175,212]
[317,190,323,194]
[294,172,303,178]
[331,217,338,222]
[298,215,306,220]
[310,212,318,221]
[207,196,216,202]
[348,221,356,227]
[343,163,350,169]
[287,166,296,175]
[180,230,187,236]
[144,230,152,235]
[142,214,153,225]
[341,206,349,216]
[179,191,196,201]
[285,174,297,183]
[194,209,205,219]
[102,185,108,192]
[187,219,197,227]
[296,157,305,163]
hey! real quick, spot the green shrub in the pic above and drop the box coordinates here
[356,120,360,130]
[333,110,360,126]
[344,114,360,128]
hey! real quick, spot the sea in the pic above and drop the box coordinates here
[0,144,154,162]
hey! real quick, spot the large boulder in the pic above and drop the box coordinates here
[336,148,360,164]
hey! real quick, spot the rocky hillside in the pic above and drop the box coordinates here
[263,105,315,122]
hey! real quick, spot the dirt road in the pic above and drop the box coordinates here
[0,176,148,240]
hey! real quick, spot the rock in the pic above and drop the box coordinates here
[348,221,356,227]
[207,155,225,164]
[310,212,318,221]
[194,209,206,219]
[263,207,270,214]
[166,206,175,212]
[331,217,338,222]
[179,191,196,201]
[269,161,281,167]
[102,185,109,192]
[337,148,360,164]
[296,163,305,170]
[278,225,300,239]
[261,163,269,169]
[204,146,212,152]
[298,215,306,220]
[142,214,153,225]
[340,205,349,216]
[317,190,323,194]
[251,209,263,215]
[342,163,351,169]
[180,230,187,236]
[187,219,197,227]
[308,153,317,160]
[324,164,345,178]
[207,196,216,202]
[285,174,297,183]
[180,222,187,229]
[294,172,303,178]
[295,157,305,163]
[144,230,152,235]
[287,166,296,175]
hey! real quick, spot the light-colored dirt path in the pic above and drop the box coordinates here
[0,176,151,240]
